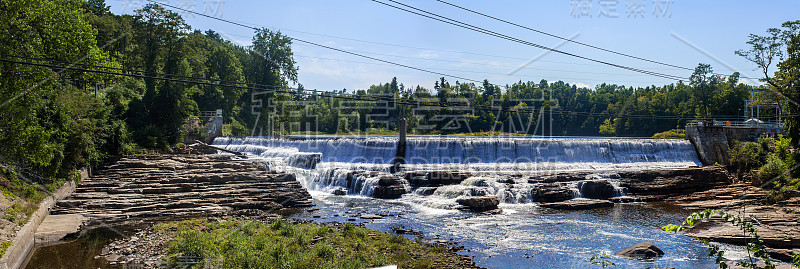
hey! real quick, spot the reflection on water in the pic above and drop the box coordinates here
[24,227,119,269]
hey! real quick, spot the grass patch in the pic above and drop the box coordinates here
[0,241,11,258]
[0,168,67,225]
[652,128,685,139]
[157,218,472,269]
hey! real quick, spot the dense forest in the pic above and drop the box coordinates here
[1,0,798,183]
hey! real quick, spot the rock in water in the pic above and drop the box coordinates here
[615,241,664,260]
[359,214,383,220]
[578,180,616,199]
[404,171,472,187]
[372,175,406,199]
[332,187,347,196]
[456,196,500,213]
[539,199,613,210]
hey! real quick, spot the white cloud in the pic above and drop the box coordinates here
[570,82,592,89]
[416,51,440,59]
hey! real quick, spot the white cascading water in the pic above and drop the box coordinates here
[212,136,701,205]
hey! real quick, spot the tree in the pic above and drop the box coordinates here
[129,3,190,147]
[736,20,800,147]
[83,0,110,15]
[0,0,117,178]
[244,28,298,135]
[689,63,720,119]
[133,3,190,105]
[208,46,245,119]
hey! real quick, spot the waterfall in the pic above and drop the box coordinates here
[214,136,700,167]
[212,136,701,202]
[214,136,396,165]
[405,137,700,164]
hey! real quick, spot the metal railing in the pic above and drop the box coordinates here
[198,109,223,118]
[686,120,784,129]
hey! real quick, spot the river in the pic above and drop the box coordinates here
[25,136,742,268]
[211,135,738,268]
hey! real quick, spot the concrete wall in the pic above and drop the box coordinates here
[686,125,730,166]
[687,125,783,166]
[0,170,82,269]
[724,127,782,145]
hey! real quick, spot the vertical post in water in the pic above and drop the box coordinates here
[391,118,406,173]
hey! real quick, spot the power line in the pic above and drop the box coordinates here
[372,0,687,81]
[144,0,484,86]
[147,0,685,93]
[293,54,676,82]
[3,55,775,120]
[76,2,765,120]
[216,20,691,72]
[3,53,625,109]
[145,0,730,116]
[433,0,761,81]
[434,0,691,71]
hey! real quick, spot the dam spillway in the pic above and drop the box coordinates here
[213,136,701,170]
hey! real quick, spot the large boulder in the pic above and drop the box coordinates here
[615,241,664,260]
[456,196,500,213]
[531,184,574,202]
[540,199,613,210]
[372,175,406,199]
[404,171,472,187]
[578,180,616,199]
[332,187,347,196]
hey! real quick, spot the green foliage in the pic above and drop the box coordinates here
[653,128,686,139]
[728,135,799,197]
[159,218,470,269]
[589,252,616,268]
[599,119,616,135]
[3,204,18,223]
[759,155,787,185]
[0,241,11,258]
[737,20,800,148]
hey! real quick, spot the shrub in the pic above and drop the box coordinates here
[652,128,685,139]
[315,243,335,259]
[759,155,787,186]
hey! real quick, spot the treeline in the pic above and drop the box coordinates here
[294,67,755,137]
[0,0,795,183]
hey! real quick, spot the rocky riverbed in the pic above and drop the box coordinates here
[42,154,313,242]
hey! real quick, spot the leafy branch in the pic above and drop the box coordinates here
[663,209,799,269]
[589,252,616,268]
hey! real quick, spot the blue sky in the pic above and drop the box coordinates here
[108,0,798,91]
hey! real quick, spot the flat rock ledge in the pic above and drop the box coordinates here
[50,154,313,222]
[540,199,613,210]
